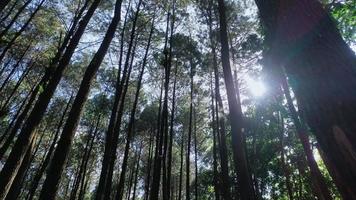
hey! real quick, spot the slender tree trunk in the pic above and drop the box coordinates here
[178,129,184,200]
[38,1,122,199]
[167,61,178,200]
[210,71,220,200]
[281,75,332,200]
[0,0,32,40]
[193,108,198,200]
[69,117,100,200]
[279,117,294,200]
[26,95,73,200]
[94,2,131,193]
[0,0,101,197]
[0,0,45,63]
[186,64,194,200]
[0,0,11,14]
[0,43,31,95]
[205,3,232,199]
[144,129,154,200]
[149,10,171,200]
[0,0,19,25]
[132,143,143,200]
[114,7,152,199]
[217,0,255,199]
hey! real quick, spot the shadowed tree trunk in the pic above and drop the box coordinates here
[37,1,122,199]
[255,0,356,198]
[0,0,32,40]
[217,0,255,199]
[114,7,153,200]
[0,0,12,18]
[0,0,45,63]
[94,2,131,197]
[0,0,101,197]
[281,75,332,200]
[149,9,171,200]
[186,62,194,200]
[26,95,73,200]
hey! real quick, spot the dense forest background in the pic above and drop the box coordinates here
[0,0,355,200]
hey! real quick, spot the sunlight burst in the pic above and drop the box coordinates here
[246,77,266,97]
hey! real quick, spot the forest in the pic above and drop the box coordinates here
[0,0,355,199]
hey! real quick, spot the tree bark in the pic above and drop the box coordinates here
[255,0,356,198]
[38,1,122,199]
[217,0,255,199]
[0,0,101,197]
[281,75,332,200]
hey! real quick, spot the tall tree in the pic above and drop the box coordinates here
[217,0,256,199]
[255,0,356,198]
[38,0,122,198]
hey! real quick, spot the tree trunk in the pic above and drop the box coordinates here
[26,95,73,200]
[94,1,131,194]
[114,5,151,199]
[0,0,11,15]
[281,75,332,200]
[37,1,122,199]
[205,3,232,199]
[149,9,171,200]
[132,143,142,200]
[0,0,45,63]
[0,0,101,197]
[217,0,255,199]
[0,0,32,40]
[255,0,356,198]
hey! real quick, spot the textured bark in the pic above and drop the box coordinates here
[38,1,122,199]
[3,133,37,200]
[255,0,356,198]
[217,0,255,199]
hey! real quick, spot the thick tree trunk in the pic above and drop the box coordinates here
[26,95,73,200]
[37,1,122,199]
[217,0,255,199]
[0,0,101,197]
[255,0,356,198]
